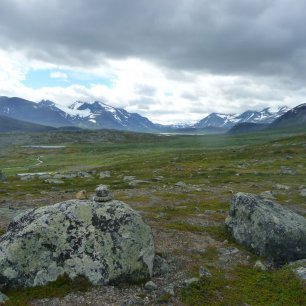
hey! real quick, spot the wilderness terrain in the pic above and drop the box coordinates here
[0,129,305,305]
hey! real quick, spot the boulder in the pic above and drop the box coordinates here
[226,193,306,265]
[0,188,154,289]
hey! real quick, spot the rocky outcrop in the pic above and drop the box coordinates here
[0,186,154,289]
[226,193,306,265]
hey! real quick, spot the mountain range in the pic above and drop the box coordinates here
[0,96,305,133]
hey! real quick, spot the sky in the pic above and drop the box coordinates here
[0,0,306,124]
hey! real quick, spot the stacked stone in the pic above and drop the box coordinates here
[93,185,113,202]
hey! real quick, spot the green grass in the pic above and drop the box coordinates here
[3,274,91,306]
[181,266,306,306]
[0,129,306,305]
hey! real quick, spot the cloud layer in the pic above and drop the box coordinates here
[0,0,306,123]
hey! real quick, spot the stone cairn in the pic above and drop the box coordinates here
[93,185,113,202]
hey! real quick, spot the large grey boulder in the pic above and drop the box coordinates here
[226,193,306,265]
[0,187,154,289]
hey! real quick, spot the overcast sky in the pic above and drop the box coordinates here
[0,0,306,124]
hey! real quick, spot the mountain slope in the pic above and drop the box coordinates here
[195,107,290,129]
[228,122,268,134]
[58,101,157,132]
[0,97,71,127]
[268,103,306,130]
[0,97,158,132]
[0,115,56,132]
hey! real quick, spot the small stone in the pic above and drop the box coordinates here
[175,181,186,187]
[163,284,175,296]
[44,179,64,184]
[184,277,200,286]
[123,176,136,181]
[144,281,157,291]
[199,266,211,278]
[254,260,267,271]
[76,190,87,200]
[300,189,306,197]
[279,166,296,175]
[78,171,91,178]
[272,184,290,191]
[99,171,111,179]
[94,185,113,202]
[295,267,306,281]
[128,180,150,188]
[0,292,9,303]
[0,170,6,181]
[260,191,275,200]
[153,255,170,276]
[289,260,306,281]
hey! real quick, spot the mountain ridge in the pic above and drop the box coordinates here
[0,96,297,133]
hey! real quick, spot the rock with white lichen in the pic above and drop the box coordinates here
[0,186,154,289]
[226,193,306,265]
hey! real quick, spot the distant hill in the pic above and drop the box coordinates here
[0,115,56,132]
[228,122,268,134]
[268,103,306,130]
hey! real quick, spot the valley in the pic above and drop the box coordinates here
[0,129,305,305]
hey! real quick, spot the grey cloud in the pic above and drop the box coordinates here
[135,85,157,97]
[1,0,306,79]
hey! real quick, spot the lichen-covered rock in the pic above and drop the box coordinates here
[0,199,154,289]
[226,193,306,265]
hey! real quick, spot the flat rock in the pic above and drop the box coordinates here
[279,166,296,175]
[0,199,154,289]
[99,171,111,179]
[272,184,291,191]
[259,191,275,200]
[226,193,306,265]
[44,179,64,184]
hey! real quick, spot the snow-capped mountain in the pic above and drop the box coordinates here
[269,103,306,130]
[0,96,158,132]
[58,100,157,131]
[0,96,296,133]
[194,107,290,128]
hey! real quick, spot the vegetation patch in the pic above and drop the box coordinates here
[181,266,306,306]
[3,274,91,306]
